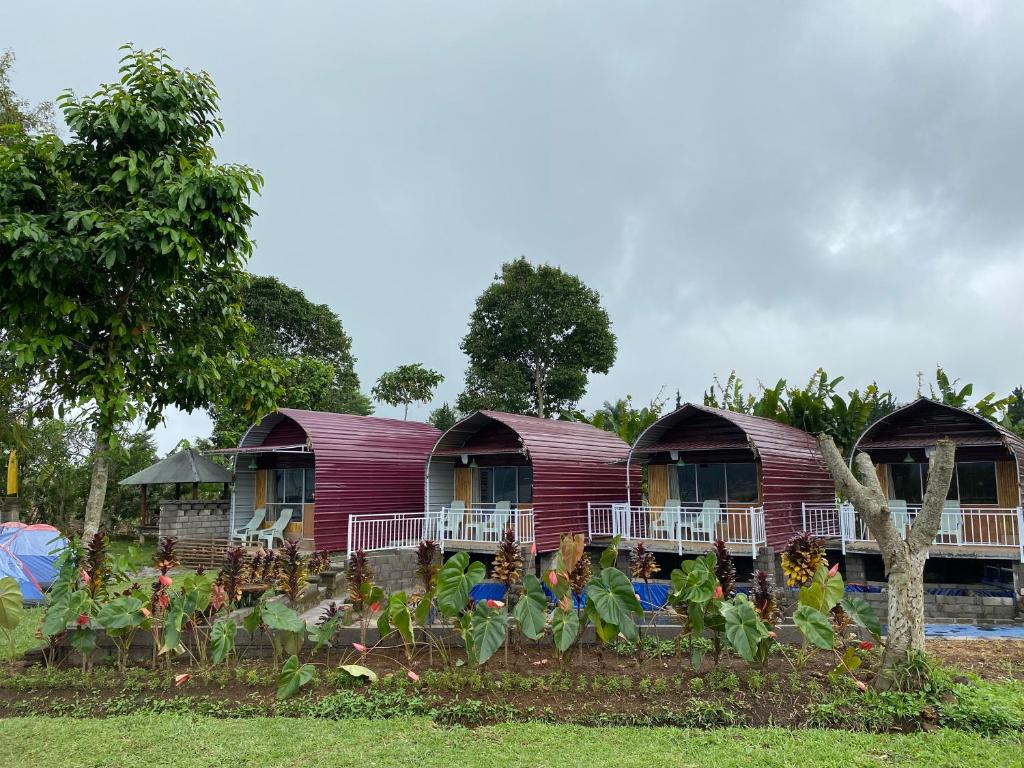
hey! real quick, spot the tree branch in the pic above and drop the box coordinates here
[907,438,956,552]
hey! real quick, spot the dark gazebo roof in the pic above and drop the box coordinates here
[119,448,233,486]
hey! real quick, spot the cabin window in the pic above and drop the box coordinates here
[886,462,985,504]
[269,468,314,512]
[955,461,998,505]
[674,462,758,504]
[478,466,533,505]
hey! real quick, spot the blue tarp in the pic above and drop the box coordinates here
[473,580,670,611]
[0,523,68,603]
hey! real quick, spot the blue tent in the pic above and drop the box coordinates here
[0,522,68,603]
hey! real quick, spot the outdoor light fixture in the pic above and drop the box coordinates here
[669,450,678,461]
[470,459,478,469]
[903,452,915,464]
[247,459,258,470]
[461,453,469,465]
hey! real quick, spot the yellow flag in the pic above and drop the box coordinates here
[5,450,16,496]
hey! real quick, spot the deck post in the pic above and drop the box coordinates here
[586,503,592,540]
[1017,507,1024,564]
[801,502,806,534]
[347,514,354,557]
[750,506,757,558]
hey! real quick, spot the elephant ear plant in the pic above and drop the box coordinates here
[435,551,487,663]
[669,552,725,668]
[0,577,23,665]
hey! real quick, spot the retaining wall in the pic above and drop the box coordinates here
[158,499,231,540]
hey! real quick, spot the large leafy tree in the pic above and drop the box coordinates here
[0,46,283,537]
[0,50,55,143]
[457,258,616,418]
[372,363,443,420]
[210,276,372,444]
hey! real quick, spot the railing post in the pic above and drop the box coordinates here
[347,514,354,557]
[801,502,807,534]
[839,503,848,555]
[751,506,757,558]
[587,502,593,540]
[1017,507,1024,564]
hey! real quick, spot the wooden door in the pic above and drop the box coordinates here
[454,467,473,506]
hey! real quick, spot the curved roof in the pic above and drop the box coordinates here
[430,411,636,551]
[854,397,1024,454]
[432,410,631,464]
[241,409,441,552]
[631,403,834,549]
[119,448,232,486]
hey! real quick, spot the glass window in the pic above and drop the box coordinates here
[956,461,998,505]
[726,463,758,503]
[270,468,308,505]
[271,469,287,504]
[284,469,303,504]
[676,465,697,503]
[478,468,491,504]
[889,463,924,505]
[697,463,726,503]
[517,466,534,504]
[492,467,517,504]
[304,467,315,503]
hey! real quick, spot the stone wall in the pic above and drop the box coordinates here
[158,499,231,540]
[854,587,1018,624]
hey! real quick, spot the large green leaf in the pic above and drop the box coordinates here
[309,616,339,652]
[511,574,548,640]
[551,606,579,652]
[414,590,434,627]
[95,596,145,631]
[338,664,377,683]
[670,553,718,604]
[586,567,643,630]
[793,604,835,650]
[841,596,882,641]
[470,603,509,665]
[41,588,89,638]
[277,654,316,700]
[210,619,236,664]
[261,601,305,634]
[68,627,97,655]
[720,595,769,663]
[389,592,414,647]
[598,536,622,570]
[0,577,23,632]
[436,552,485,617]
[242,603,262,635]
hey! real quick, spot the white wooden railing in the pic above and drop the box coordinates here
[587,502,767,557]
[802,502,1024,561]
[430,506,535,550]
[346,507,536,555]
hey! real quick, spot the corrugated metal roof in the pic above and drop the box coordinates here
[430,411,639,552]
[119,448,233,486]
[854,398,1023,506]
[632,404,835,549]
[242,409,441,552]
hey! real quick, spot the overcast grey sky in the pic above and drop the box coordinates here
[8,1,1024,453]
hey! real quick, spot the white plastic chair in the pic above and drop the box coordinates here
[256,508,293,549]
[441,501,466,540]
[689,499,721,542]
[479,500,511,542]
[888,499,910,539]
[650,499,680,541]
[938,499,964,544]
[231,507,266,544]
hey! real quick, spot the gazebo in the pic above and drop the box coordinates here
[119,448,233,540]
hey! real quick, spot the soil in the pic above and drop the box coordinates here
[2,638,1019,728]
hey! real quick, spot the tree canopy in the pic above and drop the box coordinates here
[372,363,443,420]
[562,393,667,446]
[209,275,372,444]
[457,258,616,418]
[0,50,55,142]
[0,46,283,535]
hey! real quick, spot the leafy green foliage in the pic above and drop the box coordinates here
[551,606,579,653]
[436,552,485,617]
[720,594,770,663]
[793,605,834,650]
[0,576,22,659]
[277,654,315,700]
[561,393,667,446]
[209,275,372,445]
[840,596,882,642]
[371,363,444,419]
[426,403,460,432]
[457,258,616,417]
[469,602,509,665]
[585,567,643,642]
[511,574,548,640]
[209,619,236,665]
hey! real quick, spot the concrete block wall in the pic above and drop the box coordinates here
[855,588,1018,624]
[158,499,231,540]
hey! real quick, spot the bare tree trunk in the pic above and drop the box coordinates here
[817,434,955,690]
[82,435,110,540]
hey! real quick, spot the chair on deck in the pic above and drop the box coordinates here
[440,501,466,540]
[938,499,964,544]
[231,507,266,544]
[256,508,293,549]
[888,499,910,538]
[650,499,681,541]
[479,500,511,542]
[688,499,721,542]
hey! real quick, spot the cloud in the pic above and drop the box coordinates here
[7,1,1024,453]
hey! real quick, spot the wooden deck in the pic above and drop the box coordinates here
[840,539,1022,560]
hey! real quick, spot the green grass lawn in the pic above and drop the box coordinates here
[0,716,1021,768]
[0,606,42,661]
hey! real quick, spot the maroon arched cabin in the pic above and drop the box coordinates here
[847,397,1024,561]
[425,410,637,553]
[232,409,440,552]
[605,403,834,556]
